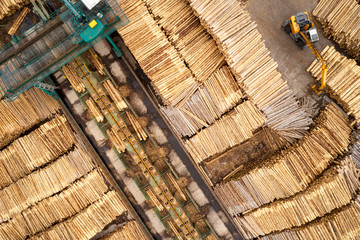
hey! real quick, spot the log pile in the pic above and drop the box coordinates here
[62,64,86,93]
[0,115,75,189]
[144,0,225,83]
[126,111,147,141]
[30,190,127,240]
[117,0,198,106]
[107,125,127,153]
[352,141,360,169]
[215,103,352,215]
[187,0,312,141]
[313,0,360,60]
[101,221,150,240]
[103,80,127,111]
[307,46,360,123]
[0,0,29,20]
[160,66,243,137]
[0,145,95,222]
[0,88,59,148]
[8,7,30,35]
[184,101,265,163]
[86,97,104,122]
[235,156,360,239]
[0,170,109,239]
[260,195,360,240]
[86,49,105,76]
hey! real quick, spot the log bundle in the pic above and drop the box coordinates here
[184,100,265,163]
[107,125,127,153]
[313,0,360,60]
[62,64,86,93]
[215,103,352,215]
[307,46,360,123]
[260,195,360,240]
[0,170,109,240]
[117,0,198,106]
[187,0,312,141]
[103,80,127,111]
[86,97,104,122]
[143,0,225,83]
[126,111,147,141]
[101,221,150,240]
[30,190,127,240]
[0,88,59,148]
[0,0,29,20]
[7,7,30,35]
[86,49,105,76]
[0,115,75,189]
[0,145,95,223]
[235,156,360,239]
[160,66,243,137]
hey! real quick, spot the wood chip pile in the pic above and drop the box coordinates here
[215,103,352,215]
[0,88,59,148]
[235,156,360,239]
[117,0,198,106]
[184,100,265,163]
[187,0,312,141]
[101,221,150,240]
[313,0,360,60]
[0,0,29,20]
[143,0,225,83]
[160,66,243,137]
[260,195,360,240]
[307,46,360,123]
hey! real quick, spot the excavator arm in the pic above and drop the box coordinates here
[299,31,328,95]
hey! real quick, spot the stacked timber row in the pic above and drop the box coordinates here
[117,0,198,106]
[260,195,360,240]
[352,140,360,168]
[187,0,312,141]
[235,156,360,238]
[0,0,29,20]
[0,88,59,148]
[313,0,360,60]
[184,100,266,163]
[101,221,150,239]
[307,46,360,123]
[0,90,150,240]
[215,103,352,215]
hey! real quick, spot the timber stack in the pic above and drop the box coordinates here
[313,0,360,60]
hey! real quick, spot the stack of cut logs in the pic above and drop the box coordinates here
[107,125,127,153]
[307,46,360,123]
[0,115,75,188]
[0,0,29,20]
[101,221,150,240]
[235,156,360,239]
[215,103,352,215]
[86,49,105,75]
[103,80,127,111]
[187,0,312,141]
[160,66,243,137]
[184,101,265,163]
[86,97,104,122]
[143,0,225,83]
[126,111,147,141]
[313,0,360,60]
[62,63,86,93]
[117,0,198,106]
[0,88,59,148]
[8,7,30,35]
[260,195,360,240]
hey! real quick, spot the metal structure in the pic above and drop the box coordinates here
[0,0,128,100]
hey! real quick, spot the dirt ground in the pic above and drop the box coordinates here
[246,0,335,99]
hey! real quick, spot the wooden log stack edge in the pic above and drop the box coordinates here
[214,102,352,215]
[187,0,312,142]
[101,220,151,240]
[234,156,360,239]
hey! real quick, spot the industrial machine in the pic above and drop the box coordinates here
[283,12,328,95]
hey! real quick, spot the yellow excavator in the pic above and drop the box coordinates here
[283,12,328,95]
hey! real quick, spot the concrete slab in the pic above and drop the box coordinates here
[246,0,335,99]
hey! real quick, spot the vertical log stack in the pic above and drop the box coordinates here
[187,0,312,142]
[313,0,360,60]
[0,0,29,20]
[307,46,360,123]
